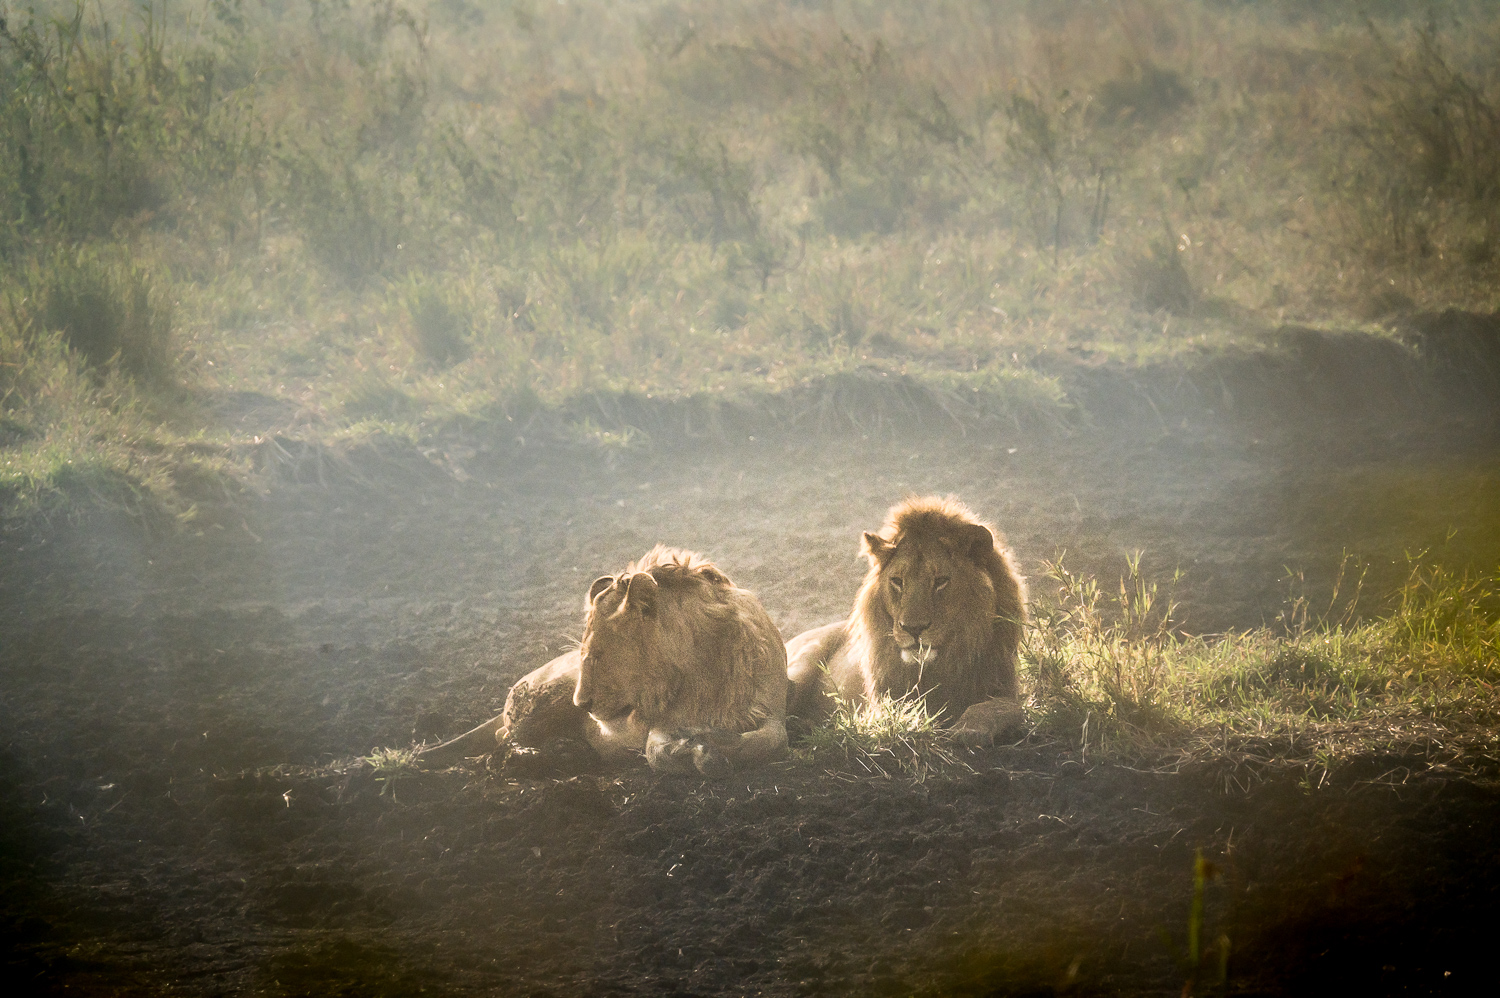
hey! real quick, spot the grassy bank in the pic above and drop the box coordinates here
[801,557,1500,786]
[3,0,1499,515]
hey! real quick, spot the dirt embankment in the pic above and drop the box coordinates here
[2,316,1499,996]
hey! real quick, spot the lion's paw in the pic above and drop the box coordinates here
[951,698,1026,748]
[501,737,601,777]
[690,740,734,778]
[949,725,994,748]
[646,730,736,778]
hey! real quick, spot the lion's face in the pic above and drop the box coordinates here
[864,522,996,668]
[573,572,662,722]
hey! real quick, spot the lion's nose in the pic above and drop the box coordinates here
[900,621,929,641]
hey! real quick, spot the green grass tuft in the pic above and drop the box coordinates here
[1024,555,1500,790]
[797,688,974,781]
[363,745,423,799]
[35,247,175,383]
[1362,561,1500,690]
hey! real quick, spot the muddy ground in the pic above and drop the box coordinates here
[3,318,1500,996]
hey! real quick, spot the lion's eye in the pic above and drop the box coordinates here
[890,577,904,593]
[934,576,950,592]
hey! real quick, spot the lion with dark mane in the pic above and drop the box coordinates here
[787,496,1028,743]
[422,546,788,776]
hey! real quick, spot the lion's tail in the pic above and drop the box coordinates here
[416,713,506,766]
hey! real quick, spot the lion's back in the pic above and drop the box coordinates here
[661,573,787,732]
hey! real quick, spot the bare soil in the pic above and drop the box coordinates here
[3,318,1499,996]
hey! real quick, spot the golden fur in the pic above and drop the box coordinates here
[422,546,788,775]
[787,496,1028,744]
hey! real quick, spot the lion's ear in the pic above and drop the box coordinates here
[588,575,615,605]
[698,565,731,588]
[959,523,995,562]
[620,572,659,617]
[862,531,895,565]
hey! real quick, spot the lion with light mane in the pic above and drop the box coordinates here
[421,546,788,776]
[787,496,1028,744]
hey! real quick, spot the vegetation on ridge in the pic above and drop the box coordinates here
[1,0,1498,514]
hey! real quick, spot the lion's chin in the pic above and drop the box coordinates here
[899,644,938,667]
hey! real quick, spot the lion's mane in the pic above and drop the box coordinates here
[848,497,1026,717]
[580,545,787,735]
[787,496,1027,731]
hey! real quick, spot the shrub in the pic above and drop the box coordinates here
[397,278,469,367]
[36,248,174,383]
[1344,21,1500,262]
[279,151,410,285]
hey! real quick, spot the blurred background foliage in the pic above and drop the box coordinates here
[1,0,1497,510]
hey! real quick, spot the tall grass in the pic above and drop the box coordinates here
[35,246,175,381]
[0,0,265,249]
[2,0,1498,511]
[787,555,1497,785]
[1341,17,1500,267]
[1381,560,1500,676]
[1028,553,1188,761]
[1024,555,1500,790]
[0,313,182,514]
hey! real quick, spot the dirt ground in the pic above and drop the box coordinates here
[3,319,1500,996]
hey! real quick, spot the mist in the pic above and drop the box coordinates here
[3,1,1499,995]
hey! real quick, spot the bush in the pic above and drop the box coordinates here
[1344,21,1500,262]
[397,278,469,367]
[36,248,174,383]
[0,1,268,249]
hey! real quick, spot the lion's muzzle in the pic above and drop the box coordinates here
[899,641,937,667]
